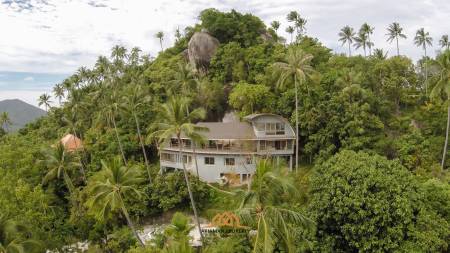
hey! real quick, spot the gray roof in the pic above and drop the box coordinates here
[181,122,256,140]
[244,113,290,123]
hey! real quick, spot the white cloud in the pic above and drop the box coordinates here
[23,76,34,81]
[0,0,449,76]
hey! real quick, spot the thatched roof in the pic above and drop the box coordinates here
[60,134,83,152]
[187,31,219,72]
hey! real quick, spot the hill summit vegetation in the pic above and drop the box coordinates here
[0,8,449,253]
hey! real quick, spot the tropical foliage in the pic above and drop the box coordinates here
[0,8,449,252]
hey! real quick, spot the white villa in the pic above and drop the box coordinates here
[159,113,296,184]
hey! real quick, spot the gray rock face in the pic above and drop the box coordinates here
[187,31,219,72]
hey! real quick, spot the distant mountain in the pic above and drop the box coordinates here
[0,99,46,131]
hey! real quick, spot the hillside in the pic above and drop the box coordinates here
[0,8,448,253]
[0,99,46,131]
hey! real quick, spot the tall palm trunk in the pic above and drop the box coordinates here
[177,135,204,242]
[348,41,352,57]
[368,35,372,56]
[159,39,163,51]
[119,195,145,246]
[396,37,400,56]
[112,117,127,166]
[294,75,299,170]
[424,46,428,95]
[133,112,151,183]
[193,144,200,178]
[441,105,450,170]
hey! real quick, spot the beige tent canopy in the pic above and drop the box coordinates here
[60,134,83,152]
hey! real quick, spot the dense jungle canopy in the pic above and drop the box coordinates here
[0,8,449,253]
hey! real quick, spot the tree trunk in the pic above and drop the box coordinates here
[441,105,450,170]
[193,144,200,178]
[112,117,127,166]
[424,46,428,96]
[348,41,351,57]
[159,39,163,51]
[294,75,299,170]
[368,35,372,56]
[363,46,366,57]
[177,135,204,242]
[396,37,400,56]
[133,112,151,183]
[120,196,145,246]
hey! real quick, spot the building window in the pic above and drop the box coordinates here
[265,122,285,135]
[208,140,217,149]
[183,139,191,148]
[205,157,215,165]
[275,140,287,150]
[266,123,277,135]
[276,123,285,135]
[170,138,179,147]
[242,173,252,182]
[255,123,265,131]
[260,140,266,150]
[161,153,176,162]
[183,155,192,164]
[225,158,235,166]
[246,157,253,164]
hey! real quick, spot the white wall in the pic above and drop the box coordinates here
[160,152,256,183]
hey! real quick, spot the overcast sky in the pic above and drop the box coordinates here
[1,0,449,107]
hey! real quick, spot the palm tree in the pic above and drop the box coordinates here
[386,22,407,56]
[0,215,42,253]
[439,35,450,50]
[87,157,145,246]
[111,45,127,66]
[156,31,164,52]
[372,48,388,60]
[98,91,128,165]
[336,69,363,102]
[414,28,433,94]
[286,11,306,40]
[129,47,142,66]
[430,50,450,170]
[272,48,315,170]
[53,83,65,105]
[121,85,152,183]
[295,17,307,38]
[0,112,12,132]
[415,28,433,59]
[354,31,373,57]
[174,27,182,42]
[148,97,207,241]
[38,93,52,112]
[285,26,295,44]
[338,26,356,56]
[360,23,375,55]
[270,21,280,33]
[41,143,80,193]
[169,62,196,95]
[237,160,313,252]
[286,11,299,24]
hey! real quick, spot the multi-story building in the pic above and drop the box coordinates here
[159,113,296,184]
